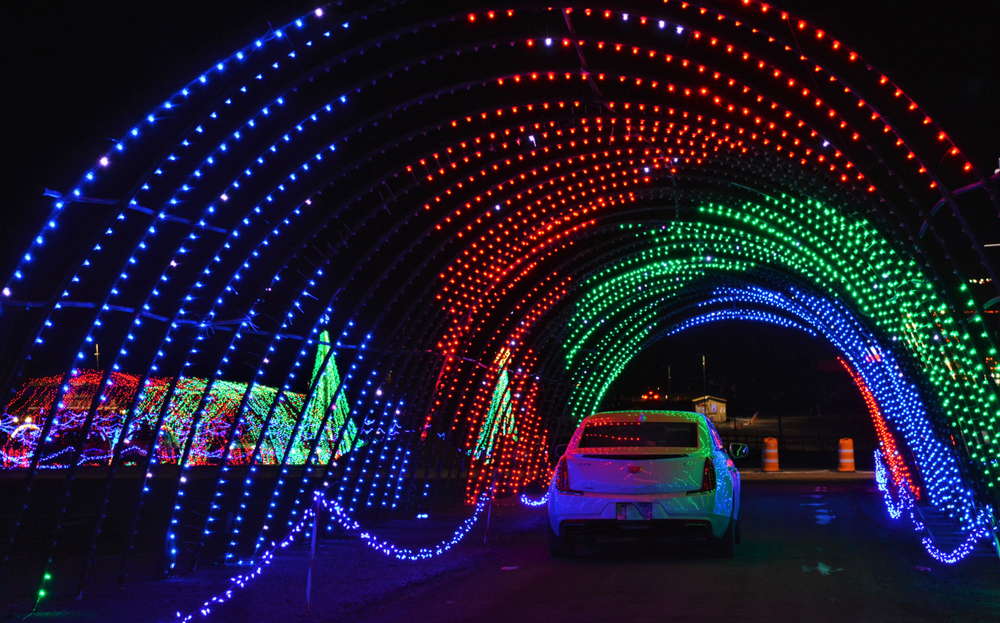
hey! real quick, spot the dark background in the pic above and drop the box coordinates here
[605,322,858,421]
[2,0,998,266]
[2,0,998,434]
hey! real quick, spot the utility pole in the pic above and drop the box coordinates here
[702,355,706,395]
[667,366,671,396]
[94,344,100,370]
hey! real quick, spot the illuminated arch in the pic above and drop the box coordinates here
[1,0,998,592]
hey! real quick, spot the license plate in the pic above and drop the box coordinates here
[616,502,653,520]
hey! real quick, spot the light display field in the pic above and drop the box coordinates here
[1,5,998,612]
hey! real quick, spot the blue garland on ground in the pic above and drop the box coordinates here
[173,492,490,622]
[874,450,993,564]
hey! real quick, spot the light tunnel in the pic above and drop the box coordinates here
[2,0,1000,598]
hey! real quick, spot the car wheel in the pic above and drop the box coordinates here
[734,513,742,545]
[547,520,574,558]
[715,518,736,558]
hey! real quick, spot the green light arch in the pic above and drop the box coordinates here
[562,193,996,488]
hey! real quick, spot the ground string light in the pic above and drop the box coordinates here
[520,492,549,507]
[174,490,491,623]
[874,451,993,564]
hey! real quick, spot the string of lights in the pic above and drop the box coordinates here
[174,490,490,623]
[839,357,920,498]
[520,492,549,507]
[874,450,993,563]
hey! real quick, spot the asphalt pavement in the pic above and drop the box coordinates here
[20,475,1000,623]
[355,477,1000,623]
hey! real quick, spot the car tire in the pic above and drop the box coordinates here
[715,517,736,558]
[734,513,742,545]
[547,520,574,558]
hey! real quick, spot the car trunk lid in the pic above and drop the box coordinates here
[566,450,705,494]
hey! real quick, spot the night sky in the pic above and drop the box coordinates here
[3,0,998,427]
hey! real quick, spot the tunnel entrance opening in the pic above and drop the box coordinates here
[2,2,999,612]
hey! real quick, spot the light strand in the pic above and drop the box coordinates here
[874,449,992,564]
[519,492,549,507]
[175,491,490,622]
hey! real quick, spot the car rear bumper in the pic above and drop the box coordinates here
[559,518,715,542]
[548,489,732,539]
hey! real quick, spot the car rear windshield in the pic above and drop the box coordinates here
[578,421,699,448]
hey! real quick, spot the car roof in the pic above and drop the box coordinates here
[583,410,705,425]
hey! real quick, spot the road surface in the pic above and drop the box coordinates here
[355,478,999,623]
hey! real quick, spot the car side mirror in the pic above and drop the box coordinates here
[555,444,568,458]
[728,443,749,459]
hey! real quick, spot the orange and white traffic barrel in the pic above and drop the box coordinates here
[762,437,779,472]
[838,438,855,472]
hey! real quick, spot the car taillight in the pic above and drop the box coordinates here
[554,457,583,495]
[687,457,716,495]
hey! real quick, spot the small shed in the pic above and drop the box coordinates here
[692,395,727,423]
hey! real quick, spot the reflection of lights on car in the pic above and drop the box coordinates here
[546,410,747,558]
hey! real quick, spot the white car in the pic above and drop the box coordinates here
[547,410,747,557]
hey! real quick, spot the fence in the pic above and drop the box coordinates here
[719,433,841,453]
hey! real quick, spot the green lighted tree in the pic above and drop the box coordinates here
[297,330,357,464]
[473,347,518,463]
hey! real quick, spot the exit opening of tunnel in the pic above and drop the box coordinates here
[599,319,878,469]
